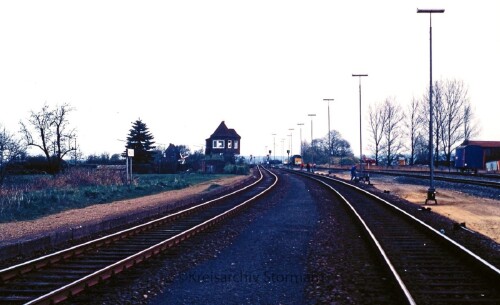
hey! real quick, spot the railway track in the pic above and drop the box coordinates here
[365,169,500,189]
[321,167,500,189]
[290,169,500,304]
[0,166,277,305]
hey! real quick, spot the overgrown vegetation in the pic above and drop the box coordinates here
[223,164,249,175]
[0,168,234,223]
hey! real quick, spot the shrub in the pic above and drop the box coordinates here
[223,164,249,175]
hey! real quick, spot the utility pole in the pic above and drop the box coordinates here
[418,8,445,204]
[308,114,316,165]
[297,123,304,156]
[323,98,334,171]
[272,133,276,162]
[352,74,368,179]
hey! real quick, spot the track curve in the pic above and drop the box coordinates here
[0,166,277,305]
[289,169,500,305]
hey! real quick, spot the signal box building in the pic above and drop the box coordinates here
[202,121,241,173]
[205,121,241,158]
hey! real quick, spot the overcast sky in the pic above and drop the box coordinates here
[1,0,499,159]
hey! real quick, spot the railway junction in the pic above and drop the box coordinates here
[0,167,498,304]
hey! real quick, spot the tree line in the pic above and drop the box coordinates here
[367,78,478,167]
[0,104,204,183]
[0,77,480,183]
[285,78,478,169]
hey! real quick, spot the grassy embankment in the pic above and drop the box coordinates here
[0,168,234,223]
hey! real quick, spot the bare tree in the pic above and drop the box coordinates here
[327,130,352,157]
[368,101,385,165]
[381,97,405,166]
[433,81,446,165]
[324,130,353,165]
[440,79,468,168]
[404,97,425,165]
[413,133,428,164]
[19,103,76,174]
[0,126,26,184]
[419,78,479,168]
[463,101,480,140]
[419,81,445,166]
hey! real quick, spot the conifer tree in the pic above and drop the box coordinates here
[124,119,156,164]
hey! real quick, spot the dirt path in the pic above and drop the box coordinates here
[334,172,500,243]
[0,175,249,245]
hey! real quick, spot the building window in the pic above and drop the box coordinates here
[234,140,239,149]
[212,140,224,149]
[228,140,232,149]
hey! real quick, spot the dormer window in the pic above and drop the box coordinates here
[228,140,232,149]
[234,140,239,149]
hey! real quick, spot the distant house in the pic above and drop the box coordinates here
[205,121,241,157]
[164,143,179,163]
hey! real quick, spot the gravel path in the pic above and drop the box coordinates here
[150,172,318,304]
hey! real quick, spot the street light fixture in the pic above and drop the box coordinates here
[323,98,334,171]
[308,114,316,165]
[352,74,368,179]
[297,123,304,156]
[418,8,444,204]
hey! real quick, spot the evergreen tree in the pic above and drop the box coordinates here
[124,119,156,164]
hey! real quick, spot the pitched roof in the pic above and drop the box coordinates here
[460,140,500,148]
[210,121,240,138]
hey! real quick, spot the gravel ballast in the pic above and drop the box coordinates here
[70,170,321,304]
[150,171,319,304]
[12,169,499,304]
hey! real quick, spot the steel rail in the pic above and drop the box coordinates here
[364,169,500,188]
[25,167,278,305]
[1,166,277,304]
[323,173,500,277]
[292,169,500,303]
[293,171,416,305]
[319,167,500,188]
[0,169,262,284]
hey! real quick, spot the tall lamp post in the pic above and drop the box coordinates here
[281,138,285,163]
[308,114,316,164]
[272,133,276,162]
[323,98,334,171]
[352,74,368,178]
[418,8,444,204]
[288,128,294,156]
[287,133,292,165]
[297,123,304,156]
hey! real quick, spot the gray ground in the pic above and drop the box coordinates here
[149,172,318,304]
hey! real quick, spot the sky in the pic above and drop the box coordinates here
[1,0,499,160]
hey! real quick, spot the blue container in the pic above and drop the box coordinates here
[455,145,483,171]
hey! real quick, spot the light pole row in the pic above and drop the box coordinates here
[269,8,443,207]
[273,116,314,165]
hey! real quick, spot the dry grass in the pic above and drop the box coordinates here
[0,174,249,245]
